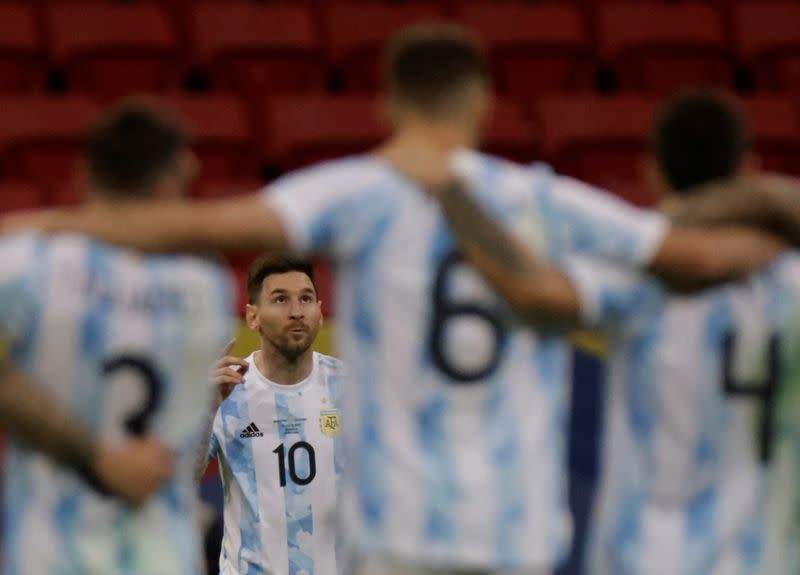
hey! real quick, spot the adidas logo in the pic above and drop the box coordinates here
[239,422,264,439]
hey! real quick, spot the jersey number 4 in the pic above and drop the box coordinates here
[721,331,781,464]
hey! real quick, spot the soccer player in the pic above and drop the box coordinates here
[0,359,175,506]
[429,90,800,574]
[0,100,235,574]
[1,25,795,575]
[198,255,345,575]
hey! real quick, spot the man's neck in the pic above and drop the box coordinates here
[253,344,314,386]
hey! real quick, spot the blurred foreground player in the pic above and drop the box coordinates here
[428,91,800,574]
[198,255,346,575]
[0,101,234,575]
[0,25,792,575]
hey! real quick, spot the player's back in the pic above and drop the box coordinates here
[568,252,800,574]
[264,150,667,568]
[0,232,234,575]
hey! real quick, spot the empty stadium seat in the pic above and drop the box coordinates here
[598,2,730,93]
[0,96,100,194]
[535,95,657,206]
[734,2,800,93]
[0,180,45,214]
[47,3,179,99]
[324,2,445,91]
[739,95,800,174]
[0,3,44,92]
[482,99,538,163]
[191,3,324,98]
[157,94,259,181]
[263,95,388,169]
[454,3,593,102]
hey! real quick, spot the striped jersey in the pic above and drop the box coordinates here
[208,351,346,575]
[0,232,235,575]
[564,251,800,575]
[262,150,669,569]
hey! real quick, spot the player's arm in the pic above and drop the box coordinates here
[1,194,290,253]
[663,174,800,246]
[647,225,784,291]
[193,344,248,482]
[0,359,175,504]
[437,181,582,326]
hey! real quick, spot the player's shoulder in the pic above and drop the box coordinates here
[315,352,347,377]
[270,155,391,195]
[452,150,554,203]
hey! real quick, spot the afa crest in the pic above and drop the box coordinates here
[319,409,341,438]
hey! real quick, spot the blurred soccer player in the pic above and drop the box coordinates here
[428,90,800,574]
[0,360,174,505]
[198,255,346,575]
[0,100,235,574]
[1,25,795,575]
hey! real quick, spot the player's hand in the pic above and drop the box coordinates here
[213,339,249,401]
[93,436,175,506]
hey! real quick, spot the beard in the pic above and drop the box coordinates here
[269,331,315,362]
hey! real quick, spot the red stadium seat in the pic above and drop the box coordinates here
[454,3,593,102]
[0,96,100,196]
[739,95,800,174]
[0,180,45,214]
[324,2,446,91]
[482,99,538,163]
[157,94,259,181]
[191,3,324,98]
[0,3,44,92]
[47,3,179,100]
[263,95,389,169]
[535,94,658,206]
[598,2,730,93]
[734,2,800,94]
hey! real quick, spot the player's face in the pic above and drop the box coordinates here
[249,272,322,361]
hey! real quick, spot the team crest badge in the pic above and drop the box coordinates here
[319,409,340,438]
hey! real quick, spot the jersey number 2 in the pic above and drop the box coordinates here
[721,332,781,464]
[101,355,163,437]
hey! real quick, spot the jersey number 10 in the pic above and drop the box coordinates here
[273,442,317,487]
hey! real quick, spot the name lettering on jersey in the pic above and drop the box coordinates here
[273,413,306,435]
[319,409,340,438]
[239,422,264,439]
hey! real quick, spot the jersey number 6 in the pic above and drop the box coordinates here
[429,251,507,383]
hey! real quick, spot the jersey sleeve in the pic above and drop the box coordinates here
[561,253,654,329]
[262,160,391,259]
[0,234,40,354]
[541,174,669,267]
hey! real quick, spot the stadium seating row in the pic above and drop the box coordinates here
[0,1,799,98]
[0,92,797,210]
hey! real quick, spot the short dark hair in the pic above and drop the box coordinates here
[384,23,489,115]
[85,98,189,198]
[247,254,317,305]
[653,89,749,193]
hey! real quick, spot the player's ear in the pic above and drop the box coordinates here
[245,303,259,331]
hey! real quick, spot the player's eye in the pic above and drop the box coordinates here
[273,296,287,304]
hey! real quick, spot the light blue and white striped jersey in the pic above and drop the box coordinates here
[262,150,668,569]
[0,232,235,575]
[208,351,346,575]
[565,251,800,575]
